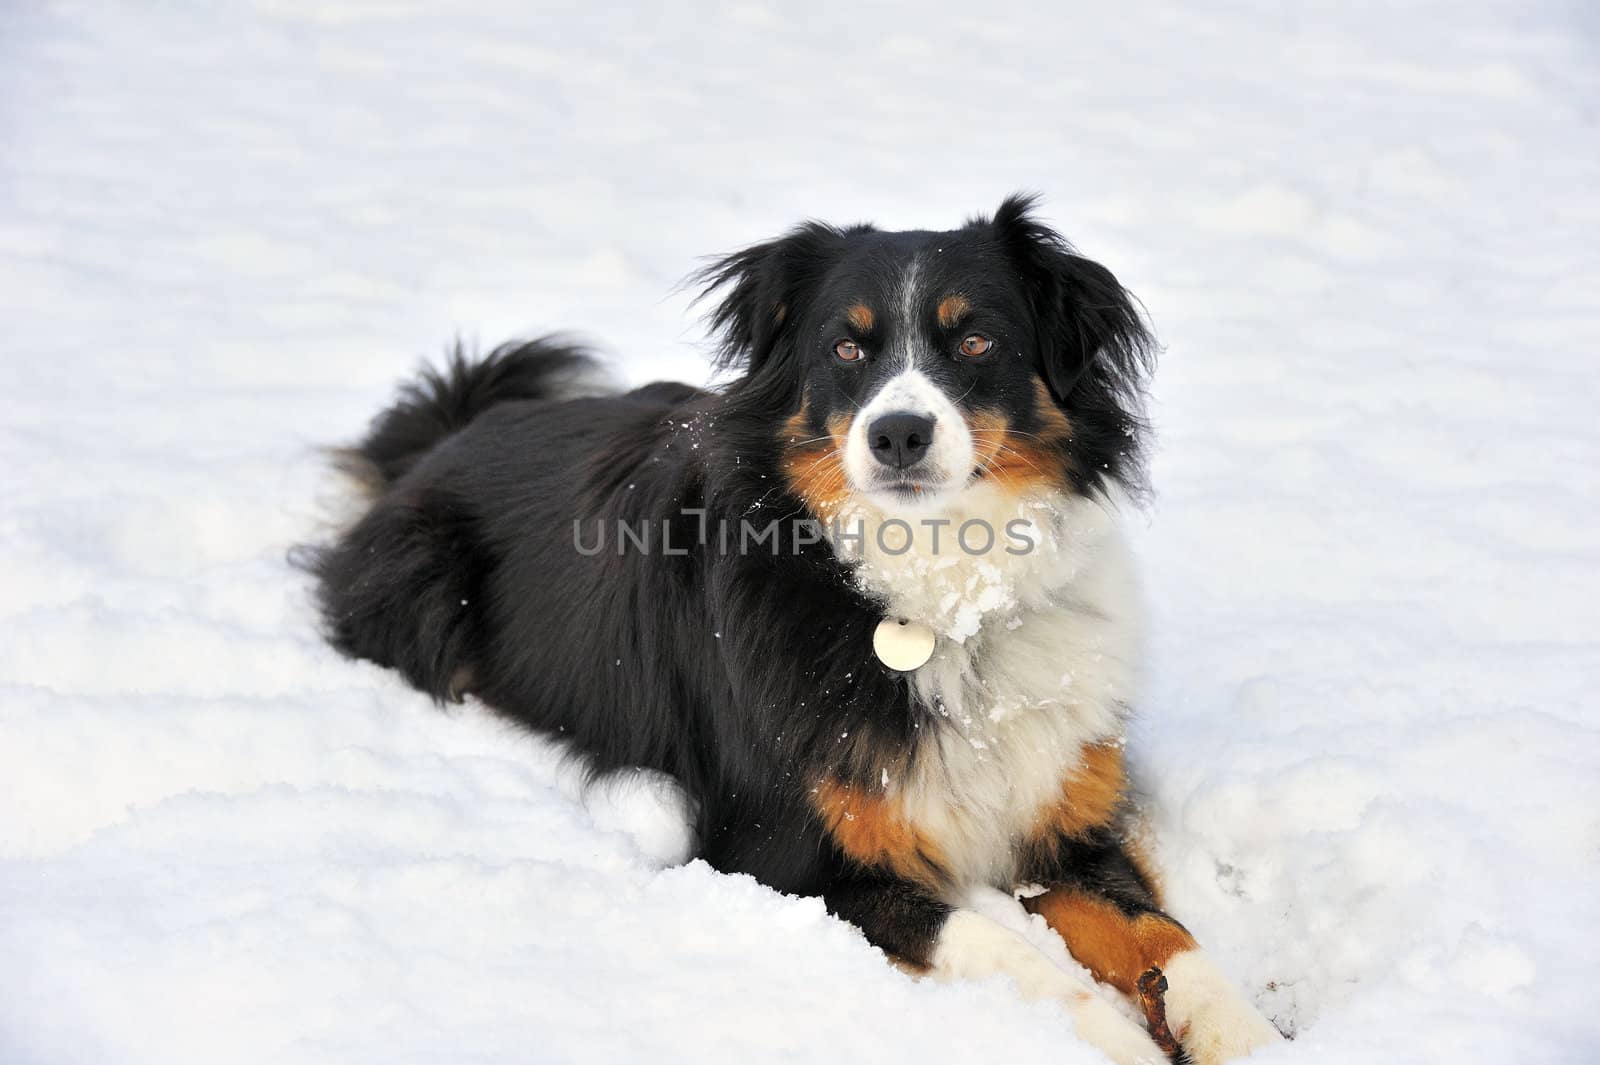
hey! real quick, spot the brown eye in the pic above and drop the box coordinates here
[959,334,993,358]
[834,339,863,362]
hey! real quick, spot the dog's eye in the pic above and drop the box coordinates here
[834,339,863,362]
[959,335,993,358]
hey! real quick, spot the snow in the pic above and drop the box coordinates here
[3,1,1599,1063]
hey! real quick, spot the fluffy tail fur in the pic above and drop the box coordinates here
[335,336,603,494]
[295,337,604,701]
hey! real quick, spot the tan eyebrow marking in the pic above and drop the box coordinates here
[936,294,971,328]
[845,304,875,332]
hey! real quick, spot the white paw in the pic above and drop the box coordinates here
[1161,951,1283,1065]
[1180,1003,1281,1065]
[1068,988,1170,1065]
[929,911,1166,1064]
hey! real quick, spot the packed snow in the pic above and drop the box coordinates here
[3,2,1599,1063]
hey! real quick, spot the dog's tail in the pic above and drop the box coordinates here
[335,336,605,494]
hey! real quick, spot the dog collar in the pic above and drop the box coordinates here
[872,617,936,671]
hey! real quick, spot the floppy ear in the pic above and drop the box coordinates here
[693,222,844,379]
[989,194,1155,407]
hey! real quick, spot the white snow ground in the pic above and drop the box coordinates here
[3,1,1599,1062]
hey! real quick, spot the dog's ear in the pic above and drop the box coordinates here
[987,193,1155,407]
[693,222,843,378]
[986,193,1157,495]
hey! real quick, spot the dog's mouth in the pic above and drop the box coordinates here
[878,480,931,502]
[858,466,959,506]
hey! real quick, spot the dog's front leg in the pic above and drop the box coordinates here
[825,874,1166,1064]
[1023,840,1282,1065]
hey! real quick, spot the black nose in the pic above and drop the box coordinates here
[868,412,935,468]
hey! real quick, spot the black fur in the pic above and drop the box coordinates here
[335,337,600,488]
[299,196,1160,967]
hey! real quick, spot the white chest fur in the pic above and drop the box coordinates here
[830,486,1141,891]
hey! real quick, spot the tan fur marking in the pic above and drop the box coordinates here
[1024,890,1197,994]
[964,379,1075,494]
[1031,376,1074,441]
[779,410,855,515]
[779,406,810,444]
[967,408,1073,496]
[813,779,948,891]
[845,303,875,332]
[1028,742,1128,844]
[936,294,971,328]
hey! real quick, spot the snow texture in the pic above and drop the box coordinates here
[3,2,1599,1063]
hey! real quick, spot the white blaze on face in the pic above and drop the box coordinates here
[843,367,976,506]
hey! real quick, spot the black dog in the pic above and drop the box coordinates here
[302,196,1280,1064]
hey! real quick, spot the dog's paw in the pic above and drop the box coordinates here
[1162,951,1283,1065]
[1180,1004,1281,1065]
[928,912,1168,1064]
[1067,988,1171,1065]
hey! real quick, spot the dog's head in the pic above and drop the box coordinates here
[698,195,1154,516]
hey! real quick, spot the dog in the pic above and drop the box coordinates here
[301,196,1282,1064]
